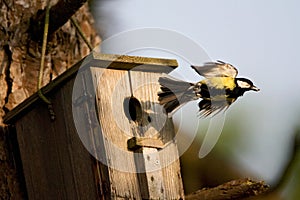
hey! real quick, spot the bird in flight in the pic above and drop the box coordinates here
[158,60,260,117]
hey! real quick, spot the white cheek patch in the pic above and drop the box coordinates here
[237,80,251,88]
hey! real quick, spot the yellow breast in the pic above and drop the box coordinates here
[200,77,236,90]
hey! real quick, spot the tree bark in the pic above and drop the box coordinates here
[185,178,269,200]
[0,0,101,198]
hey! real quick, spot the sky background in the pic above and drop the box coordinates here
[92,0,300,184]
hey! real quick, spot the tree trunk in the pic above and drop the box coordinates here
[0,0,101,198]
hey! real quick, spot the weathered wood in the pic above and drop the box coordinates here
[3,53,177,124]
[5,53,183,199]
[89,58,184,198]
[14,78,98,199]
[127,137,165,150]
[85,52,178,72]
[90,68,141,199]
[0,1,100,197]
[129,70,184,199]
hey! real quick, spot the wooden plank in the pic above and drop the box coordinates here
[72,69,111,199]
[135,147,165,199]
[130,70,185,199]
[54,77,99,198]
[3,52,177,124]
[85,52,178,72]
[91,68,142,199]
[15,77,98,199]
[90,65,184,199]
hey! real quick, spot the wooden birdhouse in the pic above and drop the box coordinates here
[4,52,185,199]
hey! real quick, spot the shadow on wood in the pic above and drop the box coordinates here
[4,52,184,199]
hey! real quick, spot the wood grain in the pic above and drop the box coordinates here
[91,65,184,199]
[5,53,182,199]
[15,78,98,199]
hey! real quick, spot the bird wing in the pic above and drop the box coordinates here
[198,100,229,118]
[191,60,238,78]
[198,97,236,117]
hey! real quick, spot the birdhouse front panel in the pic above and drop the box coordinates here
[84,54,184,199]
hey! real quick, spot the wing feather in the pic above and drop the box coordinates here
[191,60,238,78]
[198,98,236,117]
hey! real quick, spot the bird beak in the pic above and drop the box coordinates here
[251,85,260,91]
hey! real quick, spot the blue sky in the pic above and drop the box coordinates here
[94,0,300,183]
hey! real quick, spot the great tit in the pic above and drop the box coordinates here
[158,60,260,117]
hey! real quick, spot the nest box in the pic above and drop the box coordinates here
[4,53,185,199]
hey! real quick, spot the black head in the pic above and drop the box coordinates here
[236,78,260,92]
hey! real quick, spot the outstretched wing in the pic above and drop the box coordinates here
[198,99,228,117]
[198,97,237,117]
[191,60,238,78]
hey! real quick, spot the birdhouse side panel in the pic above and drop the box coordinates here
[14,77,98,199]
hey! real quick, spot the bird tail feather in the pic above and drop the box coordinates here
[158,76,197,115]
